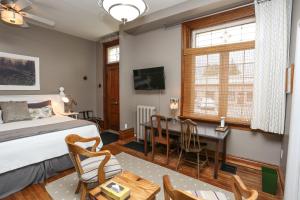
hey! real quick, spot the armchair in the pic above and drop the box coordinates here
[65,134,122,200]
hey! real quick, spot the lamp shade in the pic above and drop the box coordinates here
[1,10,23,25]
[170,98,179,110]
[62,96,70,103]
[99,0,147,23]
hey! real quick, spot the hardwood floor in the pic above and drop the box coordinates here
[3,141,283,200]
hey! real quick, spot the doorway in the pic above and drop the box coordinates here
[103,39,120,131]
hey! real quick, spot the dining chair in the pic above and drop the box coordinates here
[65,134,122,200]
[232,175,258,200]
[163,175,258,200]
[163,175,203,200]
[176,119,209,178]
[150,114,174,164]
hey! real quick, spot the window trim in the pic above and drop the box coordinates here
[181,5,255,127]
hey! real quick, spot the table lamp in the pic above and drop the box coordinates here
[59,87,77,113]
[170,98,179,122]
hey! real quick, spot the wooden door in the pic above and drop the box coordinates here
[103,40,120,130]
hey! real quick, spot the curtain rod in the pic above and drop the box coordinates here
[181,2,255,24]
[163,2,256,29]
[178,0,271,26]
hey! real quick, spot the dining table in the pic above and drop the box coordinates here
[141,120,230,179]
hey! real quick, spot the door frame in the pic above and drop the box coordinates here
[103,39,120,130]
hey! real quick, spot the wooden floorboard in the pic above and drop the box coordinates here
[2,141,283,200]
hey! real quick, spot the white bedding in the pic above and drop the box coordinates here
[0,115,102,174]
[0,115,73,132]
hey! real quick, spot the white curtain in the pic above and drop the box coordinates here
[251,0,292,134]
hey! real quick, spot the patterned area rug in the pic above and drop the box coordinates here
[46,153,234,200]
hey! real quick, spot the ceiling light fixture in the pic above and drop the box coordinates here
[1,10,23,25]
[98,0,147,24]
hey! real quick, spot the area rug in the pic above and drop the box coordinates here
[123,141,151,153]
[45,153,234,200]
[100,130,119,145]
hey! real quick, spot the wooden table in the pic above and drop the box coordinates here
[142,120,230,179]
[89,171,161,200]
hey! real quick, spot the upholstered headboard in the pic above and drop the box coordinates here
[0,95,64,114]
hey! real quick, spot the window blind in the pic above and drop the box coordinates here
[182,22,255,125]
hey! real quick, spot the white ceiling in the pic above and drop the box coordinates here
[25,0,188,41]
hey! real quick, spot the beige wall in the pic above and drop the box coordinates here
[0,23,98,114]
[119,26,283,165]
[280,0,300,176]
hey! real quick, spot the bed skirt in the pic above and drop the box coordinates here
[0,154,73,199]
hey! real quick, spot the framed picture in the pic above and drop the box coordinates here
[286,64,294,94]
[0,52,40,90]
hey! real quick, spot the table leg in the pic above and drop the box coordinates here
[214,140,221,179]
[144,127,148,156]
[222,137,227,164]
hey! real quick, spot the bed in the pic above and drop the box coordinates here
[0,95,102,198]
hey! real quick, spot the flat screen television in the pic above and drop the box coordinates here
[133,66,165,90]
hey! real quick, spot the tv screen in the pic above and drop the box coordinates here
[133,66,165,90]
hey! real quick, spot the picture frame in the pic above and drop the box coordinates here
[0,52,40,90]
[286,64,294,94]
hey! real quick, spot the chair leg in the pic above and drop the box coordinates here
[166,143,169,165]
[80,183,88,200]
[75,181,81,194]
[205,148,209,166]
[152,141,155,161]
[176,149,183,170]
[197,153,200,179]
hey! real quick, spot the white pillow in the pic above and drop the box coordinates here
[0,110,3,124]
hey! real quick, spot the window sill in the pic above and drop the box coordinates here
[178,115,251,131]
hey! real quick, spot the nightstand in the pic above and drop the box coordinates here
[62,112,79,119]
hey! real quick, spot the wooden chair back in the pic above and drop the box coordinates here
[232,175,258,200]
[150,115,169,141]
[180,119,202,152]
[163,175,258,200]
[65,134,100,177]
[163,175,203,200]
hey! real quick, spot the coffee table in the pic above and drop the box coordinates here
[89,171,161,200]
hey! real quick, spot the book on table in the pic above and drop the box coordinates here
[215,126,228,132]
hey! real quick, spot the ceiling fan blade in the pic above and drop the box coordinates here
[0,3,8,9]
[21,12,55,26]
[12,0,32,11]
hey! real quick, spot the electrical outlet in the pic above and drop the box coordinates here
[125,123,128,129]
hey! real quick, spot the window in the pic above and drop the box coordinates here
[192,21,256,48]
[181,6,255,125]
[107,45,120,64]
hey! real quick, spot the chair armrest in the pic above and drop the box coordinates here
[96,150,112,184]
[75,148,111,184]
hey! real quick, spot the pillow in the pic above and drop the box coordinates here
[0,101,31,123]
[0,110,3,124]
[29,105,53,120]
[28,100,52,109]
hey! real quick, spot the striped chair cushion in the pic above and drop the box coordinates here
[187,190,228,200]
[80,155,122,183]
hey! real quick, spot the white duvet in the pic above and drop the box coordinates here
[0,115,102,174]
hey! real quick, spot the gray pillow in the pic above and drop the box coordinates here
[0,101,31,123]
[28,100,52,109]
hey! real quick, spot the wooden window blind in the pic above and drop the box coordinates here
[181,6,255,125]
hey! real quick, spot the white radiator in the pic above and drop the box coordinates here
[136,105,156,141]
